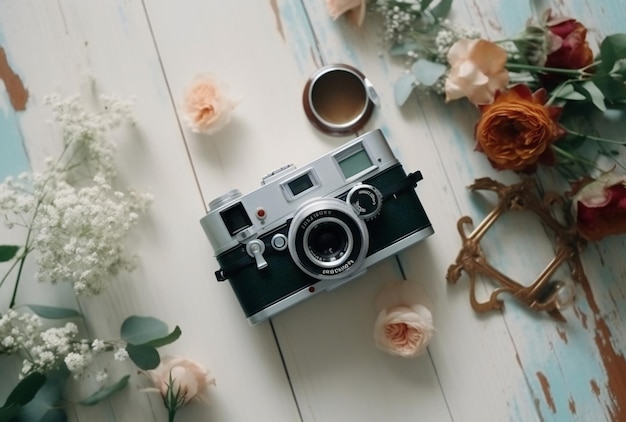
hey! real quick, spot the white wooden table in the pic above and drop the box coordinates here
[1,0,625,421]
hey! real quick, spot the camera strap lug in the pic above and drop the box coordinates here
[382,171,423,201]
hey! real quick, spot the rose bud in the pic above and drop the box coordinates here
[183,73,239,135]
[570,171,626,241]
[544,12,594,71]
[144,356,216,406]
[373,280,435,358]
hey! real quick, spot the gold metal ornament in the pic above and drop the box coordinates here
[446,177,588,321]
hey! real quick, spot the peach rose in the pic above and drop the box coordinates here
[373,280,434,358]
[475,84,565,172]
[145,355,216,406]
[183,73,239,135]
[445,39,509,105]
[326,0,366,27]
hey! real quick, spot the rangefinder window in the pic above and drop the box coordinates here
[220,202,252,236]
[288,173,314,196]
[336,146,374,179]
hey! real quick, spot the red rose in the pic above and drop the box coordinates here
[545,14,594,71]
[570,172,626,241]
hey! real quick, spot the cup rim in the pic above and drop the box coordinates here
[302,63,375,136]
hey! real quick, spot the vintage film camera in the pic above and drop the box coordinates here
[200,129,433,324]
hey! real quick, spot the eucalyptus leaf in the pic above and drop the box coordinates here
[389,42,419,56]
[0,405,19,422]
[430,0,453,19]
[139,326,181,348]
[24,305,81,320]
[16,368,68,422]
[592,74,626,102]
[39,408,67,422]
[79,375,130,406]
[126,344,160,370]
[3,373,46,407]
[394,74,416,106]
[554,84,586,100]
[0,245,20,262]
[120,316,168,345]
[420,0,435,12]
[610,58,626,77]
[600,33,626,73]
[411,59,447,86]
[580,81,607,112]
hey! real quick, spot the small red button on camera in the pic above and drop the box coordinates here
[256,208,266,220]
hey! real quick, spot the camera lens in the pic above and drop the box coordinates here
[288,198,369,280]
[306,219,351,265]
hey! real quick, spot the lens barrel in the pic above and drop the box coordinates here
[288,198,368,280]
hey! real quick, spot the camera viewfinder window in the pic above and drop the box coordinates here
[288,173,314,196]
[338,148,373,179]
[220,202,253,236]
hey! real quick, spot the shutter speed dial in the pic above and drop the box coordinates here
[346,184,383,220]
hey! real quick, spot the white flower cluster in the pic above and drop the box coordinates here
[434,23,481,62]
[32,174,152,295]
[371,0,420,43]
[1,309,126,381]
[45,94,134,180]
[0,310,88,378]
[0,94,152,295]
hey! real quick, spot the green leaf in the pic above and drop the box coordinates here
[420,0,435,12]
[3,373,46,408]
[120,316,168,345]
[0,245,20,262]
[389,42,419,56]
[411,58,447,86]
[126,344,160,370]
[554,83,586,100]
[591,74,626,102]
[430,0,453,19]
[24,305,81,319]
[79,375,130,406]
[17,368,68,422]
[39,408,67,422]
[0,405,20,422]
[139,326,181,349]
[394,74,416,106]
[600,33,626,73]
[580,81,607,112]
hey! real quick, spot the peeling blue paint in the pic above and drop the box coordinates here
[0,31,30,180]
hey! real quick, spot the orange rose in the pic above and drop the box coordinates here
[475,84,565,172]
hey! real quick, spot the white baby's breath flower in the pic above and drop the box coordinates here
[114,347,129,362]
[95,370,109,383]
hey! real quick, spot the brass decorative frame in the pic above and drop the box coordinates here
[446,177,588,321]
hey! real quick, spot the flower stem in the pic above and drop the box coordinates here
[551,144,597,167]
[505,63,586,77]
[562,126,626,144]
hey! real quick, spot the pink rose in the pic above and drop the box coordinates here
[183,74,239,135]
[373,280,434,358]
[570,171,626,241]
[325,0,366,27]
[445,39,509,105]
[145,355,216,405]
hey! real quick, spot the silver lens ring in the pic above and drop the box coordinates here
[288,198,368,280]
[303,217,354,269]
